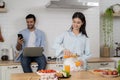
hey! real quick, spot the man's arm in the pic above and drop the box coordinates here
[41,32,46,48]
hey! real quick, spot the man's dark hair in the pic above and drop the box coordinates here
[26,14,36,22]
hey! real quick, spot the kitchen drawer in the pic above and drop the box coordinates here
[87,62,115,70]
[47,64,63,71]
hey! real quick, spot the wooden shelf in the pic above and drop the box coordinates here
[0,8,7,13]
[101,13,120,17]
[113,13,120,17]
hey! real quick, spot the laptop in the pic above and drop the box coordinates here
[23,47,44,57]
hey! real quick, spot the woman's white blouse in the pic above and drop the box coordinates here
[53,30,91,61]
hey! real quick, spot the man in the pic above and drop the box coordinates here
[15,14,47,73]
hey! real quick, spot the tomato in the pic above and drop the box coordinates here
[39,69,56,73]
[94,69,103,72]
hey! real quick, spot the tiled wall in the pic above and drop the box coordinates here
[0,0,100,58]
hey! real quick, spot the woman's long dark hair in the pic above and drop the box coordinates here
[71,12,88,37]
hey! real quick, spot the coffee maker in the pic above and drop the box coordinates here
[1,48,9,61]
[0,45,14,61]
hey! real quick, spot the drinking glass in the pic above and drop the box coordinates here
[64,65,70,73]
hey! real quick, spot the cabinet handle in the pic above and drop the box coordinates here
[8,66,18,69]
[56,64,63,67]
[59,65,63,67]
[100,63,108,66]
[12,66,18,68]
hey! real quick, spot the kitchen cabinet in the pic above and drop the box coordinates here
[0,63,63,80]
[47,64,63,71]
[87,58,116,70]
[0,58,116,80]
[87,62,115,69]
[0,64,38,80]
[4,65,23,80]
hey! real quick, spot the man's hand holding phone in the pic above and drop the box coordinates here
[16,34,24,51]
[17,37,24,45]
[17,34,24,45]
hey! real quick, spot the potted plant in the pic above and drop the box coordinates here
[102,7,113,57]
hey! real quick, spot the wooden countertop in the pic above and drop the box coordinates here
[11,71,120,80]
[0,60,58,66]
[0,57,115,66]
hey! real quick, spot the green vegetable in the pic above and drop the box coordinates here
[117,60,120,75]
[61,70,70,77]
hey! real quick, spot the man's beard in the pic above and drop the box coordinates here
[28,25,34,29]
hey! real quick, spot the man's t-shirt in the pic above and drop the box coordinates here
[27,31,36,47]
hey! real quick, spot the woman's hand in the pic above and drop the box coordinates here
[79,60,84,66]
[63,49,73,56]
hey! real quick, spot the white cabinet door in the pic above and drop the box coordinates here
[5,65,23,80]
[0,64,38,80]
[87,62,115,70]
[0,66,6,80]
[0,65,23,80]
[0,64,62,80]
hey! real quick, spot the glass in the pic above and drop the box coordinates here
[64,65,70,73]
[74,57,84,71]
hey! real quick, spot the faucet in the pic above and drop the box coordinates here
[115,42,120,56]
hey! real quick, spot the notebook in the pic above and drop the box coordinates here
[23,47,44,57]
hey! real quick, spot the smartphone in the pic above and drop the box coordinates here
[18,34,23,39]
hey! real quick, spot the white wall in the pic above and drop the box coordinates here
[100,0,120,56]
[0,0,100,58]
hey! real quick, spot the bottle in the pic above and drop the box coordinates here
[9,45,14,60]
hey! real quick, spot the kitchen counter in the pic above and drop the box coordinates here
[0,57,115,66]
[11,70,120,80]
[0,60,58,66]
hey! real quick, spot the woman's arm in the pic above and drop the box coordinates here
[82,38,91,60]
[78,38,91,69]
[53,33,65,57]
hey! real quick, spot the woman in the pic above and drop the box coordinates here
[53,12,91,71]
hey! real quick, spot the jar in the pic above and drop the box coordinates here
[112,4,120,13]
[63,56,83,71]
